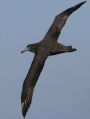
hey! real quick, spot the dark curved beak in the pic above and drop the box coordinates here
[21,47,28,53]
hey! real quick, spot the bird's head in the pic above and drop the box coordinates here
[21,45,31,53]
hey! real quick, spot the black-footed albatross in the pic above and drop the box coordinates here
[21,1,86,117]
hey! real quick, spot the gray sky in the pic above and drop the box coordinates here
[0,0,90,119]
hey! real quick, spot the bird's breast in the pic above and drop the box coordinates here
[37,42,56,55]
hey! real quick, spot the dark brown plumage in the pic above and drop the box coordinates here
[21,1,86,117]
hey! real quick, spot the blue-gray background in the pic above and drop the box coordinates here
[0,0,90,119]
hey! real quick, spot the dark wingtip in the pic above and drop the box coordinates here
[63,1,86,15]
[73,1,86,10]
[22,114,26,118]
[78,1,87,6]
[22,110,27,118]
[82,1,87,4]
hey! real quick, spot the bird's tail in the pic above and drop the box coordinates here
[62,1,86,16]
[67,46,77,52]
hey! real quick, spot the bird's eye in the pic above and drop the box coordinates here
[27,46,29,49]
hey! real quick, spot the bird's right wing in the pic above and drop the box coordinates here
[43,1,86,42]
[21,54,48,117]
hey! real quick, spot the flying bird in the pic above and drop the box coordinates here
[21,1,86,117]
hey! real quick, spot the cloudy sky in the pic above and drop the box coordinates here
[0,0,90,119]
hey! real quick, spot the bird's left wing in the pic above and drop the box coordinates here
[43,1,86,42]
[21,54,48,117]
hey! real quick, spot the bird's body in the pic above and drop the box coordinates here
[21,1,86,117]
